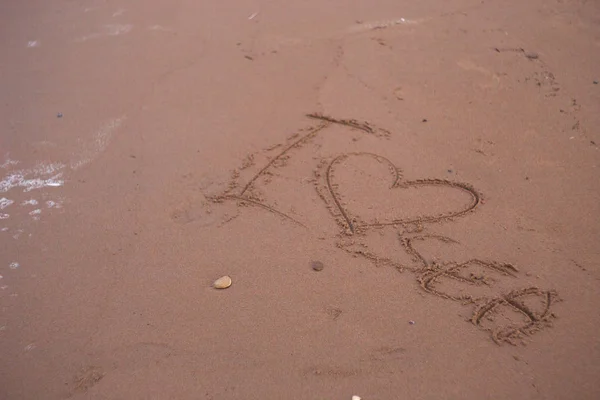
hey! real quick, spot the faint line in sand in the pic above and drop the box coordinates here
[71,117,126,170]
[346,17,420,34]
[75,24,133,42]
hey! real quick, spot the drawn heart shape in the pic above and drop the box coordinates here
[325,152,481,233]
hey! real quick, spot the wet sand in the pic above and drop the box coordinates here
[1,0,600,399]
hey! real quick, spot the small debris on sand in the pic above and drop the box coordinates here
[311,260,324,271]
[213,276,232,289]
[524,51,539,60]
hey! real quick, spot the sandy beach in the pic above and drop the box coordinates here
[1,0,599,398]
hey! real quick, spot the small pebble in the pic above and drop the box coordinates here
[593,81,598,85]
[311,260,324,272]
[409,320,415,325]
[422,118,428,123]
[213,276,232,289]
[57,112,63,118]
[352,396,362,400]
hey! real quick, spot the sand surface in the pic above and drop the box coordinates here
[1,0,600,399]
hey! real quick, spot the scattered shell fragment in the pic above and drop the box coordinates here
[352,396,362,400]
[311,260,324,271]
[213,276,232,289]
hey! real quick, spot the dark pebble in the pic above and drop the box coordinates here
[57,112,63,118]
[311,261,324,272]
